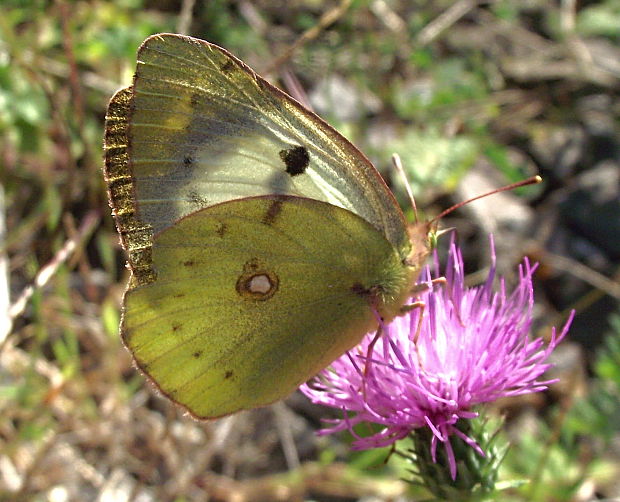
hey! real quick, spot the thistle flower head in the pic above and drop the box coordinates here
[302,236,573,480]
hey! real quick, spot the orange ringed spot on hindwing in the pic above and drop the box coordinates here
[236,259,279,301]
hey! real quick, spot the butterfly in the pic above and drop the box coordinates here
[103,33,433,419]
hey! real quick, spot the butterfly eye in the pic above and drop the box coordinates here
[429,230,439,251]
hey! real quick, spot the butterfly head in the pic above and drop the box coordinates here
[404,219,436,272]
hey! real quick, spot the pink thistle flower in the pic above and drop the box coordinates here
[301,236,573,480]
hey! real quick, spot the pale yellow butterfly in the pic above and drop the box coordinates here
[103,33,432,419]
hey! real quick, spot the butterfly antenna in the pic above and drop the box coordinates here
[391,154,419,223]
[430,175,542,225]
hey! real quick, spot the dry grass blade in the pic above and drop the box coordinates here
[264,0,352,75]
[3,211,100,350]
[176,0,196,35]
[542,251,620,301]
[416,0,479,46]
[0,185,9,345]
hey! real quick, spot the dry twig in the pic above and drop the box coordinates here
[2,211,100,350]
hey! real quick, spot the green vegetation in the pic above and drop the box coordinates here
[1,1,618,500]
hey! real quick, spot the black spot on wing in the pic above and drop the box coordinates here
[262,198,284,226]
[351,283,370,297]
[279,146,309,176]
[220,59,235,73]
[188,190,207,206]
[216,222,227,237]
[224,370,233,379]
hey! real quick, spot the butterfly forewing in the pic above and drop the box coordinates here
[129,33,409,253]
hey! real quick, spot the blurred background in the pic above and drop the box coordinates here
[1,1,619,500]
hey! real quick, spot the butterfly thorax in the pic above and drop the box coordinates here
[368,221,433,323]
[359,221,432,326]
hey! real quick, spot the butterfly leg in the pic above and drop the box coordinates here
[383,441,397,465]
[361,275,445,397]
[405,277,446,301]
[363,321,383,377]
[360,309,385,400]
[403,277,446,347]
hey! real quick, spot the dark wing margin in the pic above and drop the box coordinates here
[103,86,155,288]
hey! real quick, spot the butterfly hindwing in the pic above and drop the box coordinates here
[122,196,412,418]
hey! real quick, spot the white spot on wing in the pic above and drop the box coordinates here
[248,275,272,294]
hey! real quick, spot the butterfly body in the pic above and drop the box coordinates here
[104,34,431,418]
